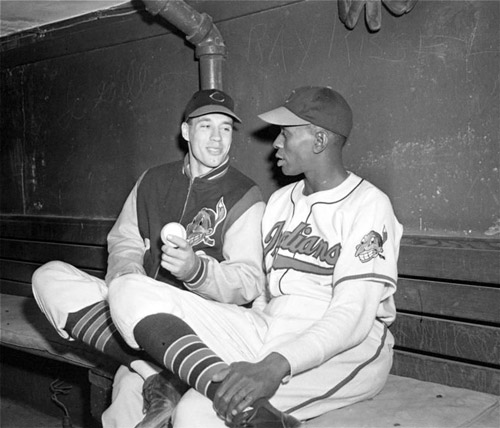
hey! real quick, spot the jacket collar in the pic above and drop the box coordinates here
[182,155,230,181]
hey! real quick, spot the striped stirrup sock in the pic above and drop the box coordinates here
[133,313,302,428]
[133,313,228,400]
[64,301,142,365]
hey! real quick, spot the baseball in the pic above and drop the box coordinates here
[161,222,187,246]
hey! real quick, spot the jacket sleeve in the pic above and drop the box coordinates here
[105,176,147,285]
[183,197,266,306]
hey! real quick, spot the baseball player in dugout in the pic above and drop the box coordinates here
[102,86,404,428]
[31,89,267,427]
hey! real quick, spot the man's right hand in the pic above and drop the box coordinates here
[160,236,200,280]
[211,353,291,424]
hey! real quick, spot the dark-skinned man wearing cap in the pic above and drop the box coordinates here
[106,86,403,428]
[32,89,266,428]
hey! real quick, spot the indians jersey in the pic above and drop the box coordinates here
[262,172,403,325]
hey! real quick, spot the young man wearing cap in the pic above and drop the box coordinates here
[106,86,403,428]
[31,89,266,428]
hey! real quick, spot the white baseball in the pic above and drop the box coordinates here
[161,222,187,246]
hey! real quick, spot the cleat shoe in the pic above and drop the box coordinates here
[135,371,188,428]
[230,399,302,428]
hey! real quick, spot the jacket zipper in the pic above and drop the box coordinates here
[179,177,194,223]
[154,176,194,280]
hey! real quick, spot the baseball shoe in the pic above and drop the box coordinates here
[230,399,302,428]
[134,371,188,428]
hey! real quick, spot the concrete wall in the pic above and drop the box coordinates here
[1,0,498,237]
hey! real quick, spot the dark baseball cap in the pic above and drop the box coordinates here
[184,89,241,123]
[258,86,353,138]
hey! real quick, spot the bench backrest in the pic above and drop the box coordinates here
[1,215,499,395]
[393,235,500,395]
[0,215,113,297]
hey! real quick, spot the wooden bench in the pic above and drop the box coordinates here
[0,214,118,423]
[1,214,499,427]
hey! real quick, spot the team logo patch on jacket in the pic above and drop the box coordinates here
[355,226,387,263]
[186,197,227,247]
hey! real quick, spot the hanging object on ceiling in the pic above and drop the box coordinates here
[338,0,419,32]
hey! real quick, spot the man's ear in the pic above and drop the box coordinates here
[313,130,329,154]
[181,122,190,141]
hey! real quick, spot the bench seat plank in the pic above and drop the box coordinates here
[392,350,500,395]
[0,294,116,371]
[307,374,499,427]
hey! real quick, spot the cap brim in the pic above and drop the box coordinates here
[258,106,310,127]
[188,105,241,123]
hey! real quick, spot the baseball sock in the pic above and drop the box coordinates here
[133,312,227,399]
[133,313,302,428]
[64,301,143,367]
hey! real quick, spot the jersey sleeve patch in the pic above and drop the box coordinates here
[354,226,387,263]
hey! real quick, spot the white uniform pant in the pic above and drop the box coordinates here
[109,274,394,426]
[32,261,109,340]
[32,261,146,428]
[101,365,144,428]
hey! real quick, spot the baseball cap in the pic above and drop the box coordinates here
[184,89,241,123]
[258,86,353,138]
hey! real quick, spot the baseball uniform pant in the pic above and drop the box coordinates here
[101,365,145,428]
[32,261,109,340]
[109,274,394,425]
[32,261,154,428]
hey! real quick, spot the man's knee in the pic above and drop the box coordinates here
[108,274,188,350]
[107,274,145,320]
[31,260,74,314]
[32,260,66,292]
[107,274,154,348]
[31,260,106,339]
[108,274,180,321]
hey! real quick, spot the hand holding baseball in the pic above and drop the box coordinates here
[160,222,198,280]
[161,222,187,247]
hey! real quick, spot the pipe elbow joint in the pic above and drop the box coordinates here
[141,0,226,89]
[195,30,227,57]
[189,13,227,58]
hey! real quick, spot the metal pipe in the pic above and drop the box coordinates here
[142,0,226,90]
[199,54,223,90]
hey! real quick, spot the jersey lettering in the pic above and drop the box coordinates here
[264,221,341,267]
